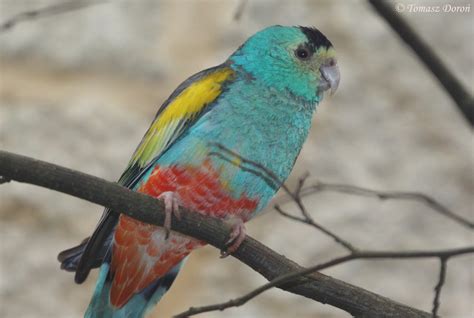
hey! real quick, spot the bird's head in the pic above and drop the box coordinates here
[229,25,340,105]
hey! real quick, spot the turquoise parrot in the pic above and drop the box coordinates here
[58,25,339,317]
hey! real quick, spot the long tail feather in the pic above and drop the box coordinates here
[85,260,185,318]
[58,234,113,273]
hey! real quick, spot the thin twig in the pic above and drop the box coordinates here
[272,176,472,318]
[210,144,357,252]
[233,0,248,21]
[295,172,310,195]
[368,0,474,127]
[209,143,284,191]
[0,0,107,33]
[295,181,474,229]
[432,258,447,317]
[275,204,357,252]
[275,174,358,252]
[175,247,473,317]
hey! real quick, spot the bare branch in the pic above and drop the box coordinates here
[272,177,472,318]
[176,247,473,317]
[432,258,447,317]
[367,0,474,127]
[0,0,107,34]
[295,181,474,229]
[275,174,358,252]
[295,171,310,196]
[275,204,357,252]
[210,144,360,252]
[0,150,436,317]
[233,0,248,21]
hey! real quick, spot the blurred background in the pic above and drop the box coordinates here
[0,0,472,317]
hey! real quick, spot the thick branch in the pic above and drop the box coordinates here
[175,247,472,317]
[368,0,474,127]
[0,150,432,317]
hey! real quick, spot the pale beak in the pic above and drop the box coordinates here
[319,60,340,95]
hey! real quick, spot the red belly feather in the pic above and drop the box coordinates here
[110,160,259,307]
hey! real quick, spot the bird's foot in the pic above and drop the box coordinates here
[220,217,247,258]
[157,191,181,239]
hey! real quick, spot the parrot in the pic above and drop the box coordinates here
[58,25,340,318]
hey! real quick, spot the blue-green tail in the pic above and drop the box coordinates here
[85,260,184,318]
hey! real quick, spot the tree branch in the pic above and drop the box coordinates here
[233,0,248,21]
[274,180,473,229]
[174,247,472,317]
[187,150,472,317]
[209,144,360,253]
[0,150,436,317]
[368,0,474,127]
[432,257,447,318]
[275,204,357,252]
[178,173,473,317]
[272,175,473,317]
[0,0,107,34]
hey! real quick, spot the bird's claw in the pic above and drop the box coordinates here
[220,218,246,258]
[158,191,181,240]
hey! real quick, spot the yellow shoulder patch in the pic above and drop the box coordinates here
[131,67,235,167]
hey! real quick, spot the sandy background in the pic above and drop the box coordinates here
[0,0,473,317]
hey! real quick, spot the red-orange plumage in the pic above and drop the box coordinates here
[109,160,259,308]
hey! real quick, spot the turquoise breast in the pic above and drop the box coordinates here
[154,70,317,215]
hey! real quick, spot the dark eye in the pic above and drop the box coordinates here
[295,46,312,60]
